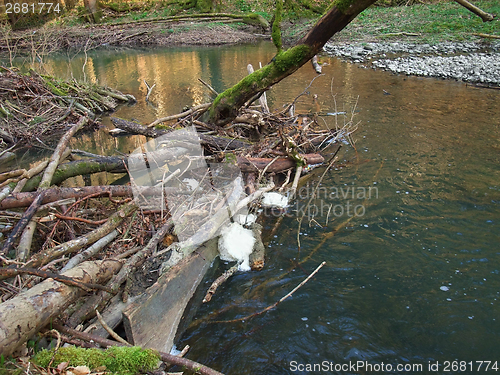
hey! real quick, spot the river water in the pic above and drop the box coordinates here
[37,41,500,374]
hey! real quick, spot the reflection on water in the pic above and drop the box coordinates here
[28,43,500,374]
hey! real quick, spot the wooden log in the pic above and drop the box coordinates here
[0,192,45,259]
[123,239,219,354]
[60,230,119,272]
[237,153,324,173]
[67,219,173,327]
[39,117,87,190]
[311,55,322,74]
[0,185,135,209]
[1,119,86,256]
[22,156,128,192]
[111,117,252,151]
[249,223,265,270]
[0,169,25,184]
[0,259,122,357]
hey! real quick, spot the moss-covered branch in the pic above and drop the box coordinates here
[272,0,283,52]
[208,0,378,125]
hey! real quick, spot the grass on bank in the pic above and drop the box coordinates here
[337,0,499,43]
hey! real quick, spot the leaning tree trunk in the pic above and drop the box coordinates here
[453,0,495,22]
[207,0,378,126]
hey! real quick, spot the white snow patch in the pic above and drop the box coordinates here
[261,192,289,208]
[219,222,255,271]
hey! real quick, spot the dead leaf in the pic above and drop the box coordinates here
[56,362,68,373]
[66,365,90,375]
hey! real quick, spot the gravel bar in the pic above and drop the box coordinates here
[323,41,500,86]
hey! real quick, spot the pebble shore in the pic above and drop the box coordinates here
[323,41,500,86]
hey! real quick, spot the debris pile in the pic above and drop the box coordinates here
[0,69,357,375]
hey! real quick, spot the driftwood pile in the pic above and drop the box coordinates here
[0,68,355,374]
[0,67,135,147]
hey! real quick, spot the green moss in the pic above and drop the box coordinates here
[333,0,356,13]
[272,0,283,51]
[33,346,160,375]
[33,347,105,369]
[242,13,269,28]
[195,0,213,12]
[224,153,237,164]
[273,44,311,72]
[0,368,24,375]
[209,43,311,124]
[44,80,68,97]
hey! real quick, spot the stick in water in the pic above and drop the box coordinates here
[216,261,326,323]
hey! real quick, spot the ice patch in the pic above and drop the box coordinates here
[262,192,289,208]
[219,222,255,271]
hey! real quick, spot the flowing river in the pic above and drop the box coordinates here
[25,41,500,374]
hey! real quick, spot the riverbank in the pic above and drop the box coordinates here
[323,41,500,87]
[1,1,499,86]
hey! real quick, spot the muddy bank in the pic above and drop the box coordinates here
[0,22,267,57]
[323,41,500,86]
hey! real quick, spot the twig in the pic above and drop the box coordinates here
[60,230,119,272]
[216,261,326,323]
[203,265,238,303]
[198,78,218,96]
[296,147,341,251]
[95,309,132,346]
[473,32,500,39]
[148,103,210,128]
[283,74,325,115]
[53,212,108,225]
[44,329,62,368]
[144,80,156,102]
[0,267,114,293]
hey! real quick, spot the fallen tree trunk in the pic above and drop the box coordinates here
[111,117,252,151]
[0,259,122,357]
[22,156,127,192]
[123,239,218,354]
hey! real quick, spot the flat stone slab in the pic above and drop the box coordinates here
[123,240,218,353]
